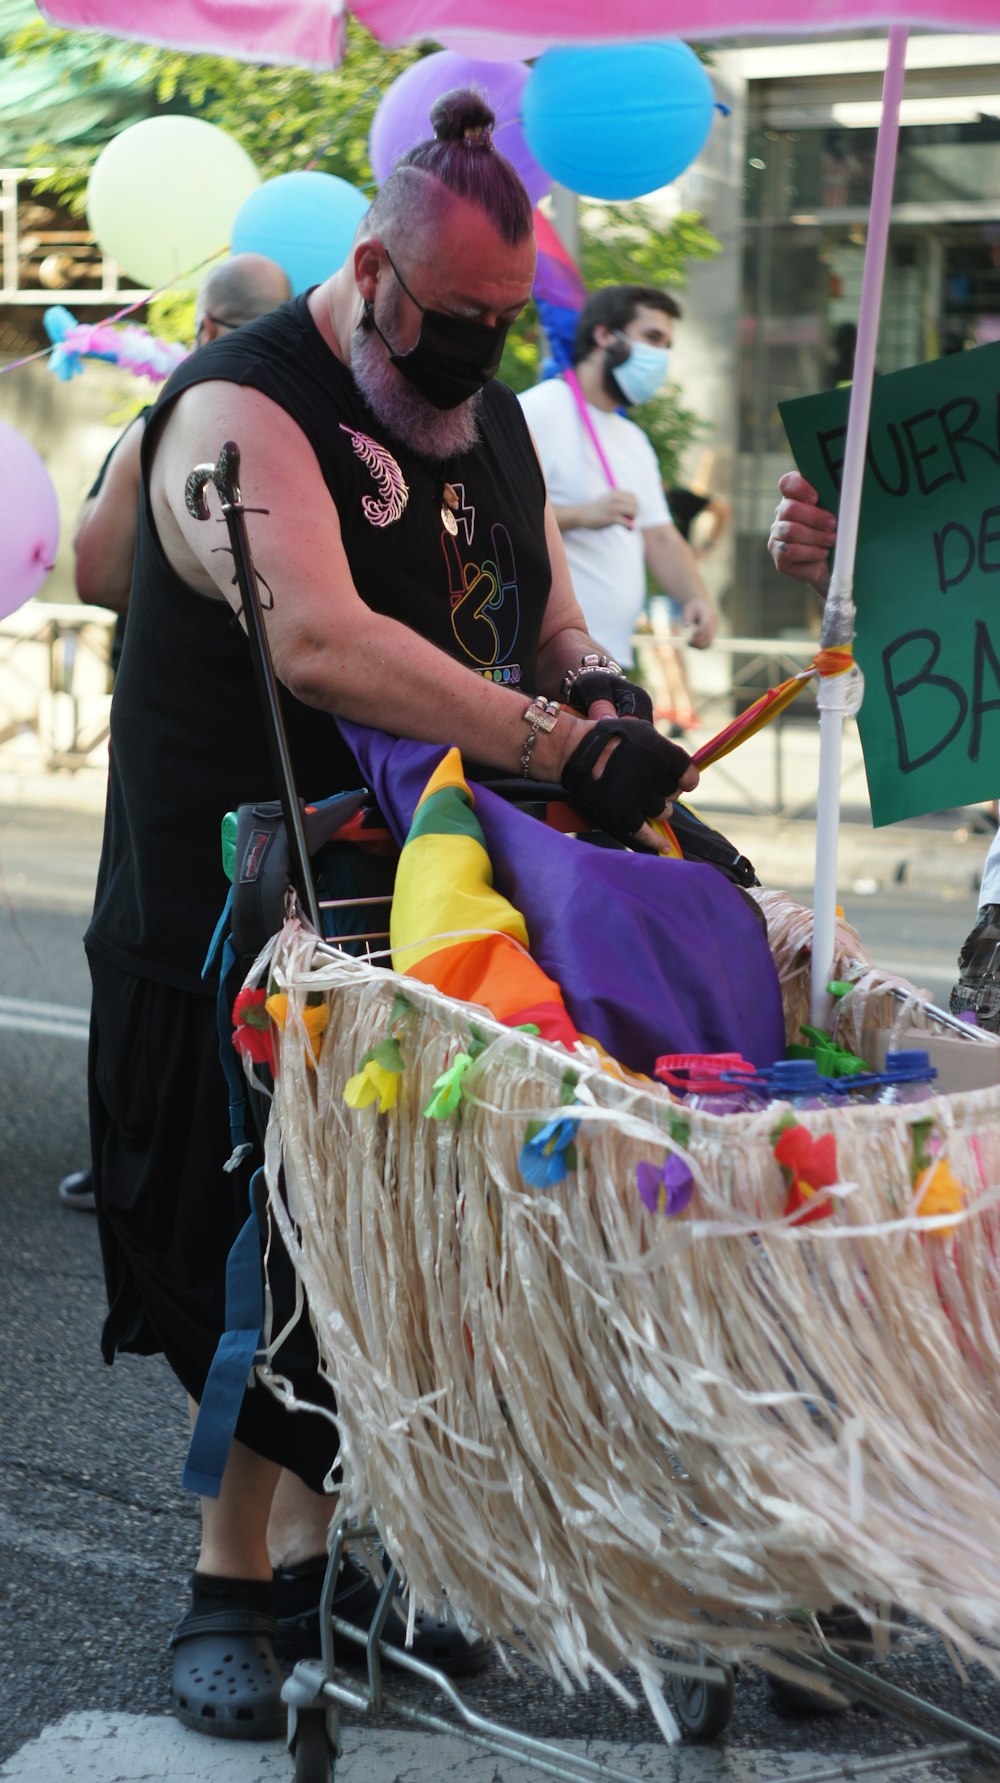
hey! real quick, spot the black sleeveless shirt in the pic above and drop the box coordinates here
[85,294,550,994]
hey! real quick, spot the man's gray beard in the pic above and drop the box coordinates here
[350,323,481,461]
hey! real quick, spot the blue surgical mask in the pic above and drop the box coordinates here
[610,332,670,406]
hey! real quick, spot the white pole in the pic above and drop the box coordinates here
[809,25,909,1029]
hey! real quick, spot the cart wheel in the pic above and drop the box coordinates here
[668,1657,736,1740]
[292,1709,336,1783]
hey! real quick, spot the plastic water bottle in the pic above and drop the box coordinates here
[763,1058,841,1109]
[876,1048,937,1105]
[655,1052,760,1114]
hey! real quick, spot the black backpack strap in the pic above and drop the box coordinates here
[230,790,370,958]
[668,803,759,888]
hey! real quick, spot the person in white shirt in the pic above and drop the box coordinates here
[519,284,718,669]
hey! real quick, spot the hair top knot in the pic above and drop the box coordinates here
[431,87,496,148]
[368,84,532,249]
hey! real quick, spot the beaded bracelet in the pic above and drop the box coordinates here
[559,652,626,701]
[520,695,560,777]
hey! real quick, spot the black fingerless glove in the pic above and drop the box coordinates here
[564,668,654,723]
[561,717,692,840]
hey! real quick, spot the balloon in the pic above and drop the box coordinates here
[87,116,260,289]
[369,53,551,207]
[231,171,369,295]
[0,422,60,618]
[522,41,717,201]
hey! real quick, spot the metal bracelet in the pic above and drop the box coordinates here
[559,653,626,701]
[520,695,560,777]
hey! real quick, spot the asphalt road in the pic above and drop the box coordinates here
[1,798,999,1782]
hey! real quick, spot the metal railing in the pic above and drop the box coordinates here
[0,602,115,773]
[0,610,861,822]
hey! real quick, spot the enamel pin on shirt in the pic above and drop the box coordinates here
[441,482,459,535]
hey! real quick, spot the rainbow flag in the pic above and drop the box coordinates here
[389,748,580,1048]
[342,725,785,1076]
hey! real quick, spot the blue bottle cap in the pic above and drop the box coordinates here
[884,1048,936,1082]
[769,1058,823,1087]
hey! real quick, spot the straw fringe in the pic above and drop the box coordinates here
[250,905,1000,1700]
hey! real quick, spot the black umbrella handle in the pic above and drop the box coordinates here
[184,439,322,935]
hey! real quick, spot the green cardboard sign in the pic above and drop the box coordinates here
[780,341,1000,826]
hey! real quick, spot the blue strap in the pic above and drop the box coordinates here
[183,1169,268,1498]
[216,932,252,1160]
[203,887,251,1163]
[202,884,234,981]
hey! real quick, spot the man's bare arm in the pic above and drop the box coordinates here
[551,489,639,532]
[642,523,718,648]
[152,381,594,782]
[535,499,622,700]
[73,418,145,613]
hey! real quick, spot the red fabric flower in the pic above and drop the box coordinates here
[773,1124,838,1225]
[231,987,275,1073]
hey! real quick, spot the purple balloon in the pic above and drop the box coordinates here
[0,421,59,619]
[369,53,551,207]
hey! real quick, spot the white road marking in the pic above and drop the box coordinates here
[0,1712,968,1783]
[0,993,89,1041]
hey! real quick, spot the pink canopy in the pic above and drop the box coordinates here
[37,0,994,64]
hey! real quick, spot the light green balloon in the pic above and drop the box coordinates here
[87,115,261,291]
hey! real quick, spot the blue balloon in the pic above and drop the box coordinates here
[231,171,369,295]
[522,41,716,202]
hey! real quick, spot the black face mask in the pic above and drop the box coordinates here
[364,250,510,411]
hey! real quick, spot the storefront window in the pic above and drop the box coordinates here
[737,103,1000,636]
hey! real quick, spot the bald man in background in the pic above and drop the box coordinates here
[57,253,292,1215]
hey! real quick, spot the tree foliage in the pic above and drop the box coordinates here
[3,15,721,473]
[4,15,420,211]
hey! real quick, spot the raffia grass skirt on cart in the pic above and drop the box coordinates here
[246,887,1000,1722]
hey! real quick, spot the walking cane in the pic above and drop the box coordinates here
[185,438,323,934]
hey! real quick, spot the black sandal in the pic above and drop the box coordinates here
[274,1550,491,1676]
[170,1605,286,1740]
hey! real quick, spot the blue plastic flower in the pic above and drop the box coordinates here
[519,1115,580,1188]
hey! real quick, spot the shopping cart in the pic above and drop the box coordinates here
[187,443,1000,1783]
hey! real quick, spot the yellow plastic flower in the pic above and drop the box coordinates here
[265,991,330,1067]
[344,1057,400,1113]
[914,1158,966,1234]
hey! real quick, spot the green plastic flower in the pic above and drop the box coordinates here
[424,1051,475,1120]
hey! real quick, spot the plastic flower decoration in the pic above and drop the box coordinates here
[424,1051,476,1120]
[914,1157,966,1233]
[231,986,275,1073]
[265,991,329,1068]
[636,1154,695,1216]
[344,1037,405,1114]
[519,1115,581,1188]
[773,1124,839,1226]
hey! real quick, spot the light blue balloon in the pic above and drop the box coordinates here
[231,170,369,295]
[522,41,716,202]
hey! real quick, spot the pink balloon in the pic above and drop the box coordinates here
[369,53,551,207]
[0,421,60,619]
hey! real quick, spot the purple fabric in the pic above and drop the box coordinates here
[341,723,786,1075]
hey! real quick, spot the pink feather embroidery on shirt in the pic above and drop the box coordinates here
[339,424,409,527]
